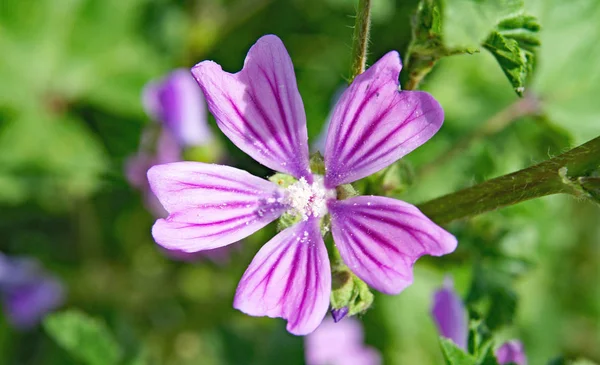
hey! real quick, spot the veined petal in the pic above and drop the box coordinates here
[148,162,286,252]
[234,218,330,335]
[192,35,311,179]
[329,196,457,294]
[323,52,444,187]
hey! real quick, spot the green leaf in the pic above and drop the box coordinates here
[440,337,478,365]
[483,13,540,96]
[530,0,600,143]
[43,310,122,365]
[406,0,539,93]
[483,31,534,96]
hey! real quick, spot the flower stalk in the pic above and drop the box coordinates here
[417,135,600,224]
[349,0,371,82]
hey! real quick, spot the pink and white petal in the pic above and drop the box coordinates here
[148,162,286,252]
[192,35,311,179]
[234,218,331,335]
[328,196,457,294]
[323,51,444,188]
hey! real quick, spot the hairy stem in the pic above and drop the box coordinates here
[349,0,371,82]
[417,136,600,224]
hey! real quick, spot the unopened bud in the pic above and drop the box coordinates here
[331,307,349,322]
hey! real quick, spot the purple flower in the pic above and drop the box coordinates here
[125,128,181,217]
[305,317,381,365]
[495,340,527,365]
[0,254,64,330]
[148,35,457,335]
[143,69,213,147]
[431,278,528,365]
[431,277,468,350]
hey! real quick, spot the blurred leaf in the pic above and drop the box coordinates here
[466,261,519,331]
[443,0,525,49]
[0,111,107,206]
[44,310,123,365]
[407,0,539,94]
[440,337,478,365]
[530,0,600,143]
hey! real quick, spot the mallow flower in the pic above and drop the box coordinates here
[148,35,457,335]
[431,277,527,365]
[0,253,64,329]
[305,317,381,365]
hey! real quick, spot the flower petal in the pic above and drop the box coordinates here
[5,277,64,330]
[431,277,468,350]
[143,69,213,147]
[148,162,286,252]
[234,218,330,335]
[495,340,527,365]
[328,196,457,294]
[323,51,444,187]
[192,35,311,179]
[306,317,381,365]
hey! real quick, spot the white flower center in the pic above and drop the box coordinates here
[285,175,335,221]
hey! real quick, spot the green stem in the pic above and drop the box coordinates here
[349,0,371,82]
[417,136,600,224]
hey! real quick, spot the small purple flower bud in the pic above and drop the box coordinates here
[331,307,349,322]
[305,317,380,365]
[143,69,212,148]
[431,276,468,350]
[495,340,527,365]
[0,254,64,330]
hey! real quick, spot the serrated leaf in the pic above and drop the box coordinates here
[407,0,538,92]
[483,31,534,96]
[43,310,122,365]
[440,337,478,365]
[483,12,540,96]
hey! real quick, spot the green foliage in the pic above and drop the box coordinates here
[440,337,477,365]
[0,0,599,364]
[361,160,415,197]
[529,0,600,143]
[330,265,374,317]
[43,310,123,365]
[483,13,540,96]
[0,0,165,207]
[408,0,539,95]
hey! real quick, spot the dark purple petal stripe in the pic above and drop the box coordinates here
[323,51,444,187]
[148,162,287,252]
[192,35,311,179]
[234,218,331,335]
[329,196,457,294]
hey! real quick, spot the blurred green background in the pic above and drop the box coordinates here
[0,0,599,364]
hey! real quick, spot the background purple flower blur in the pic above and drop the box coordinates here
[0,254,64,330]
[305,317,381,365]
[431,277,468,350]
[496,340,527,365]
